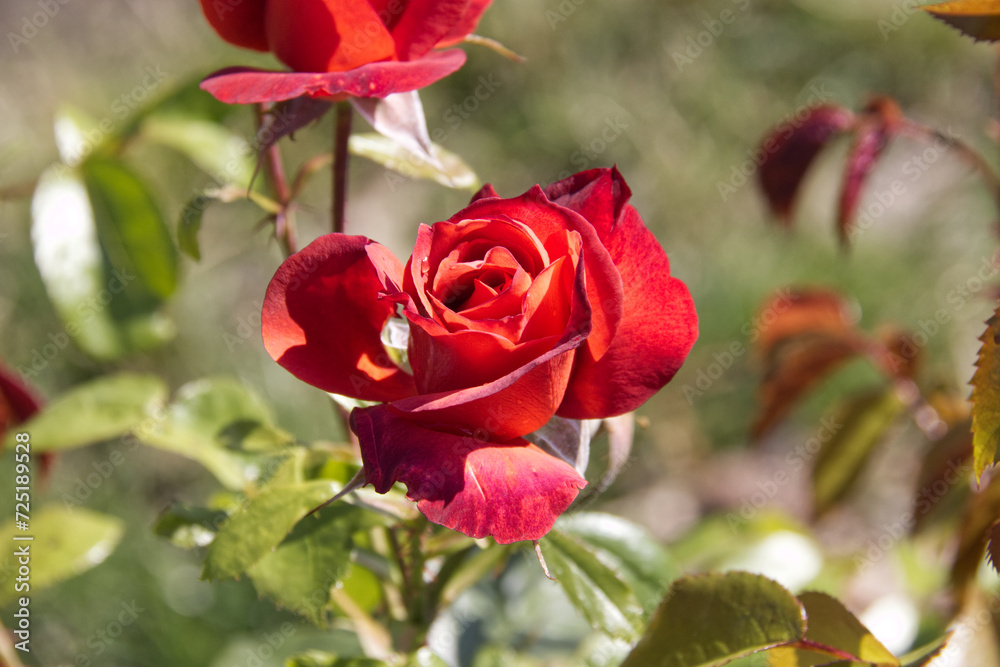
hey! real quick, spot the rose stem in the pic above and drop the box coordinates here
[256,103,297,255]
[332,101,353,235]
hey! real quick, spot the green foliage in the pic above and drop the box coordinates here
[0,506,123,605]
[811,391,906,516]
[621,572,805,667]
[349,133,479,190]
[972,307,1000,479]
[540,528,644,642]
[7,373,166,452]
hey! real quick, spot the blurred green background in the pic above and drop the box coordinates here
[1,0,998,665]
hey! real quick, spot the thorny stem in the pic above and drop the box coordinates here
[256,103,297,256]
[332,101,353,234]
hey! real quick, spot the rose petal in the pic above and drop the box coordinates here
[262,234,417,402]
[455,188,624,361]
[200,0,268,51]
[469,183,500,202]
[545,168,699,418]
[352,405,586,543]
[393,258,591,439]
[438,0,493,46]
[265,0,396,73]
[200,50,467,104]
[392,0,469,60]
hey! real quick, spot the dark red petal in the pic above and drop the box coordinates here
[352,405,586,543]
[392,0,469,60]
[453,188,624,361]
[200,0,269,51]
[545,168,698,418]
[265,0,395,73]
[469,183,500,202]
[757,105,855,225]
[262,234,417,402]
[0,363,42,434]
[200,50,467,104]
[438,0,492,46]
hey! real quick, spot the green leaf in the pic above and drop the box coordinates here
[620,571,806,667]
[177,196,206,260]
[971,307,1000,480]
[768,592,898,666]
[141,115,255,189]
[406,648,450,667]
[153,503,228,549]
[540,528,644,641]
[30,166,127,359]
[812,391,905,516]
[898,636,949,667]
[81,156,178,301]
[6,373,166,452]
[141,377,281,490]
[0,506,124,605]
[203,479,349,580]
[349,133,479,190]
[249,504,364,624]
[284,653,382,667]
[556,512,677,614]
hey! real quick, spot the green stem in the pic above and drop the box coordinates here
[332,101,353,234]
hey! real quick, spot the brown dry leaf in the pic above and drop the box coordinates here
[925,0,1000,42]
[756,289,858,355]
[754,334,865,438]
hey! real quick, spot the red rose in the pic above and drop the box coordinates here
[262,168,698,542]
[199,0,492,104]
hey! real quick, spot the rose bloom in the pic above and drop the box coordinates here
[199,0,491,104]
[263,168,698,543]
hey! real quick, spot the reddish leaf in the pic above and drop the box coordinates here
[972,306,1000,480]
[258,97,333,154]
[873,327,924,381]
[925,0,1000,42]
[758,105,855,225]
[756,289,858,356]
[753,290,865,437]
[838,98,901,245]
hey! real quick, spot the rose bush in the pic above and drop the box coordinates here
[198,0,492,104]
[262,168,698,542]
